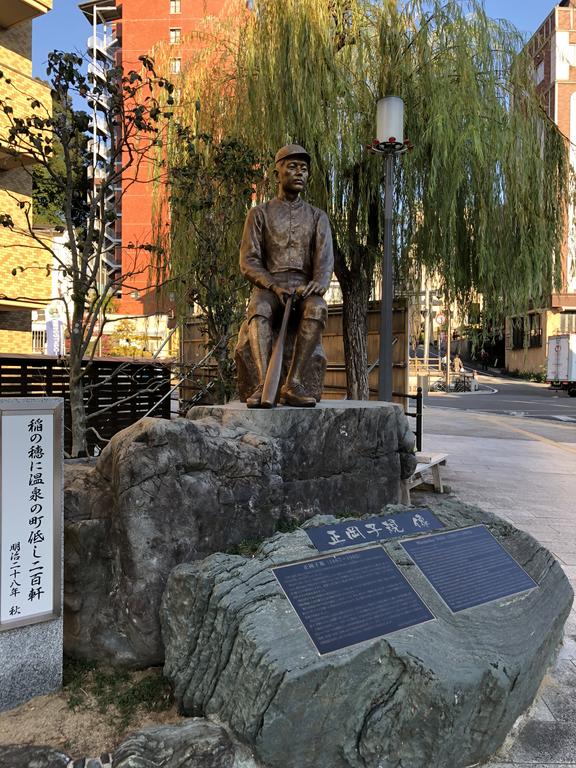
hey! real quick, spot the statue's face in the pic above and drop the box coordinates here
[276,157,310,194]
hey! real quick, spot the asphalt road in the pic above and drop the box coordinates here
[424,371,576,443]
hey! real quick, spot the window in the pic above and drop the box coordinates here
[170,58,181,74]
[534,60,544,85]
[510,314,542,350]
[32,330,46,355]
[511,316,525,350]
[170,0,181,13]
[169,28,181,44]
[560,312,576,333]
[528,313,542,348]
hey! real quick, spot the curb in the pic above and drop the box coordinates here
[428,384,498,396]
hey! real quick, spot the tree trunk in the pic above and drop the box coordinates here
[69,335,88,458]
[69,374,88,457]
[205,309,234,404]
[216,339,234,404]
[339,275,372,400]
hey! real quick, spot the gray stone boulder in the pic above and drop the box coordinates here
[161,499,573,768]
[0,722,244,768]
[113,720,236,768]
[64,401,415,667]
[0,746,70,768]
[185,401,417,498]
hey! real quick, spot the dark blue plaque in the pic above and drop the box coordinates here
[401,525,538,613]
[305,508,444,553]
[272,546,435,655]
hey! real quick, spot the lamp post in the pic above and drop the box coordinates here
[371,96,410,402]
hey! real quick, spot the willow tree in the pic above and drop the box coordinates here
[238,0,568,397]
[165,0,568,399]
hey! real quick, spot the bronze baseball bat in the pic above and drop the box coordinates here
[260,293,294,408]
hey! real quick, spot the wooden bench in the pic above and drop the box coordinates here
[408,452,448,494]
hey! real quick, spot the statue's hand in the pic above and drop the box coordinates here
[271,284,293,306]
[299,281,326,299]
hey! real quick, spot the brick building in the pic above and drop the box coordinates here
[81,0,227,332]
[506,0,576,373]
[118,0,227,318]
[0,0,53,354]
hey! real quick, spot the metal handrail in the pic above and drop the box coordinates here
[392,386,422,452]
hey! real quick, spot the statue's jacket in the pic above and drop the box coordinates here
[239,197,334,292]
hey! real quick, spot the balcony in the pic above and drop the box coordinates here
[88,61,107,82]
[88,138,112,163]
[87,34,118,63]
[88,90,112,114]
[87,165,108,181]
[79,0,121,26]
[551,292,576,310]
[101,243,121,270]
[0,0,52,29]
[90,113,110,138]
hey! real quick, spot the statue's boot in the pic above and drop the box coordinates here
[246,384,264,408]
[280,318,321,407]
[247,316,272,408]
[280,381,316,407]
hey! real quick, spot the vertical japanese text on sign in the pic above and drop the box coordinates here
[1,408,60,628]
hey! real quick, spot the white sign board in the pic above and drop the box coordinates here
[0,403,62,630]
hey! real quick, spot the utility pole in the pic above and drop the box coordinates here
[379,151,395,402]
[445,299,451,390]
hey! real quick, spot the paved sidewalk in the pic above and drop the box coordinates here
[414,407,576,768]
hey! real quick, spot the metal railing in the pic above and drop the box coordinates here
[0,354,171,455]
[393,386,423,452]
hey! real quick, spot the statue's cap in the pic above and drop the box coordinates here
[274,144,311,166]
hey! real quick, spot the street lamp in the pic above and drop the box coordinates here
[371,96,411,402]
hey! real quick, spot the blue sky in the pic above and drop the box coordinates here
[33,0,88,79]
[32,0,558,81]
[481,0,554,36]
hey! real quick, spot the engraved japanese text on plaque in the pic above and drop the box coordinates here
[401,525,538,613]
[273,547,434,655]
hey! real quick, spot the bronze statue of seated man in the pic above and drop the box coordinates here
[237,144,334,407]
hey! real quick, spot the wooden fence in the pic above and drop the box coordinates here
[180,299,409,405]
[0,354,171,455]
[322,300,408,401]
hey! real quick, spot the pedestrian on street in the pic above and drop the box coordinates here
[452,353,464,373]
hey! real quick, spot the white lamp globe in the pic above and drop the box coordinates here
[376,96,404,144]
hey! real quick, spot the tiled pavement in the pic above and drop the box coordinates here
[416,406,576,767]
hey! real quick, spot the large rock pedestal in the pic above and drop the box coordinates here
[64,401,416,667]
[161,499,573,768]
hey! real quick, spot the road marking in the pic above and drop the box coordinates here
[478,413,576,456]
[499,399,576,407]
[552,416,576,423]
